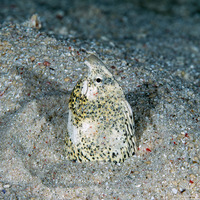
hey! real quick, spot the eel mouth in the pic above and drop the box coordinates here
[81,79,88,96]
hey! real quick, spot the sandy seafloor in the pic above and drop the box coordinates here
[0,0,200,199]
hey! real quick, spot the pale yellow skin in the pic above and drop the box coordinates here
[66,54,136,163]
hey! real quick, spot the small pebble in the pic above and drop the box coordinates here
[172,188,178,194]
[64,77,72,82]
[3,184,10,189]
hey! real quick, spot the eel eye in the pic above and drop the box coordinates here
[96,77,102,83]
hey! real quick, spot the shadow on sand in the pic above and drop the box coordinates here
[126,82,159,146]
